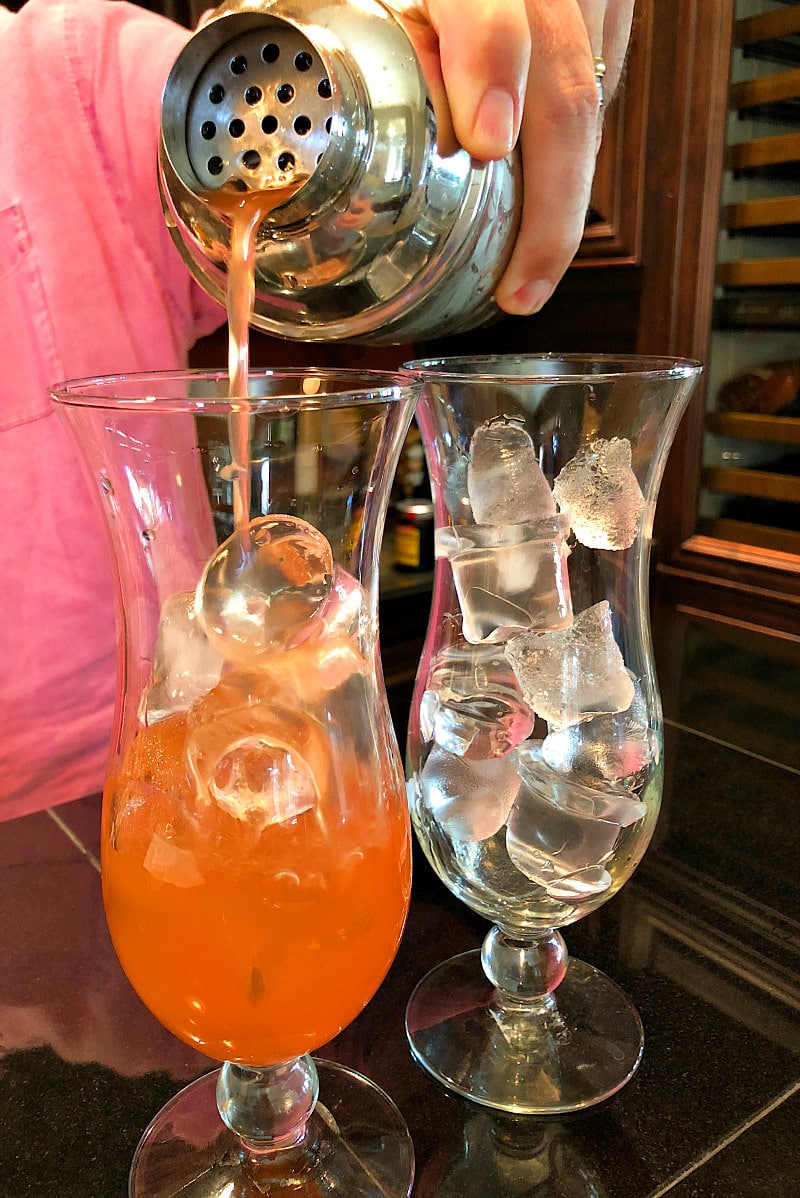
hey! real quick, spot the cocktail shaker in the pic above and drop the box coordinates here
[159,0,521,344]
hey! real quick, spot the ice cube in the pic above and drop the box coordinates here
[449,832,551,904]
[418,688,439,746]
[468,417,557,526]
[514,742,647,826]
[418,642,533,745]
[504,601,634,726]
[419,745,521,842]
[543,867,614,902]
[506,777,619,900]
[419,642,524,742]
[110,714,194,855]
[433,694,534,760]
[204,736,317,827]
[287,564,365,649]
[541,679,659,789]
[141,591,224,724]
[186,695,329,830]
[195,514,333,667]
[201,625,365,717]
[269,633,366,703]
[316,565,365,640]
[143,833,204,888]
[436,516,572,644]
[553,437,644,551]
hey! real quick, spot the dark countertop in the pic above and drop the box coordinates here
[1,597,798,1197]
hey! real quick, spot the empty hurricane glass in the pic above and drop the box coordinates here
[402,354,701,1115]
[51,368,420,1197]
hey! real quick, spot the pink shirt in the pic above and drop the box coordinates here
[0,0,223,819]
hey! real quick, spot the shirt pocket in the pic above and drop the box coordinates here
[0,204,65,432]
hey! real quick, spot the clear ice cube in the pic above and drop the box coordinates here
[142,590,224,723]
[449,828,555,905]
[506,777,618,900]
[314,565,365,641]
[541,679,659,789]
[514,742,647,826]
[418,643,531,743]
[185,699,323,833]
[504,601,634,726]
[195,514,333,667]
[143,833,204,888]
[269,634,367,706]
[419,745,521,842]
[553,437,644,551]
[436,516,572,644]
[433,694,534,760]
[467,417,557,526]
[543,867,614,902]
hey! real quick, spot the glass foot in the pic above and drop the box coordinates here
[405,949,643,1115]
[129,1058,414,1197]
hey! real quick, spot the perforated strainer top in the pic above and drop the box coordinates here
[185,24,333,192]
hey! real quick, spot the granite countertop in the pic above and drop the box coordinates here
[1,598,798,1197]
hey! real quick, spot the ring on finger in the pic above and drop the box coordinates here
[593,55,606,110]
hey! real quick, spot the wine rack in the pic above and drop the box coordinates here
[702,0,800,568]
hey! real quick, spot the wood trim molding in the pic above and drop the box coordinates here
[578,0,654,263]
[643,0,736,563]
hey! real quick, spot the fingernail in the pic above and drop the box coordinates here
[473,88,517,156]
[501,279,555,316]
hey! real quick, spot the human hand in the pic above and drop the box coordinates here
[393,0,635,315]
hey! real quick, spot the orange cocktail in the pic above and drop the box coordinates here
[103,657,411,1066]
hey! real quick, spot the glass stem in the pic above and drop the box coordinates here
[481,925,568,1017]
[216,1056,319,1153]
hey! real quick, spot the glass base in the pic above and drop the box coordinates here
[129,1058,414,1197]
[405,949,643,1115]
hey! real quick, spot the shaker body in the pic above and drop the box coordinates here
[159,0,521,344]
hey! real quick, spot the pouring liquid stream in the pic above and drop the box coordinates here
[220,185,301,532]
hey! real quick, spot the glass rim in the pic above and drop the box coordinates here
[400,352,704,384]
[48,367,422,412]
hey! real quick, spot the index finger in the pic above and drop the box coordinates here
[392,0,532,160]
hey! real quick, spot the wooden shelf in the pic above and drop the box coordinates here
[727,131,800,178]
[696,519,800,560]
[723,193,800,233]
[730,69,800,123]
[737,6,800,46]
[714,290,800,329]
[736,6,800,66]
[717,258,800,287]
[707,411,800,444]
[702,464,800,503]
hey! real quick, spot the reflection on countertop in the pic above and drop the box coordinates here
[0,597,798,1197]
